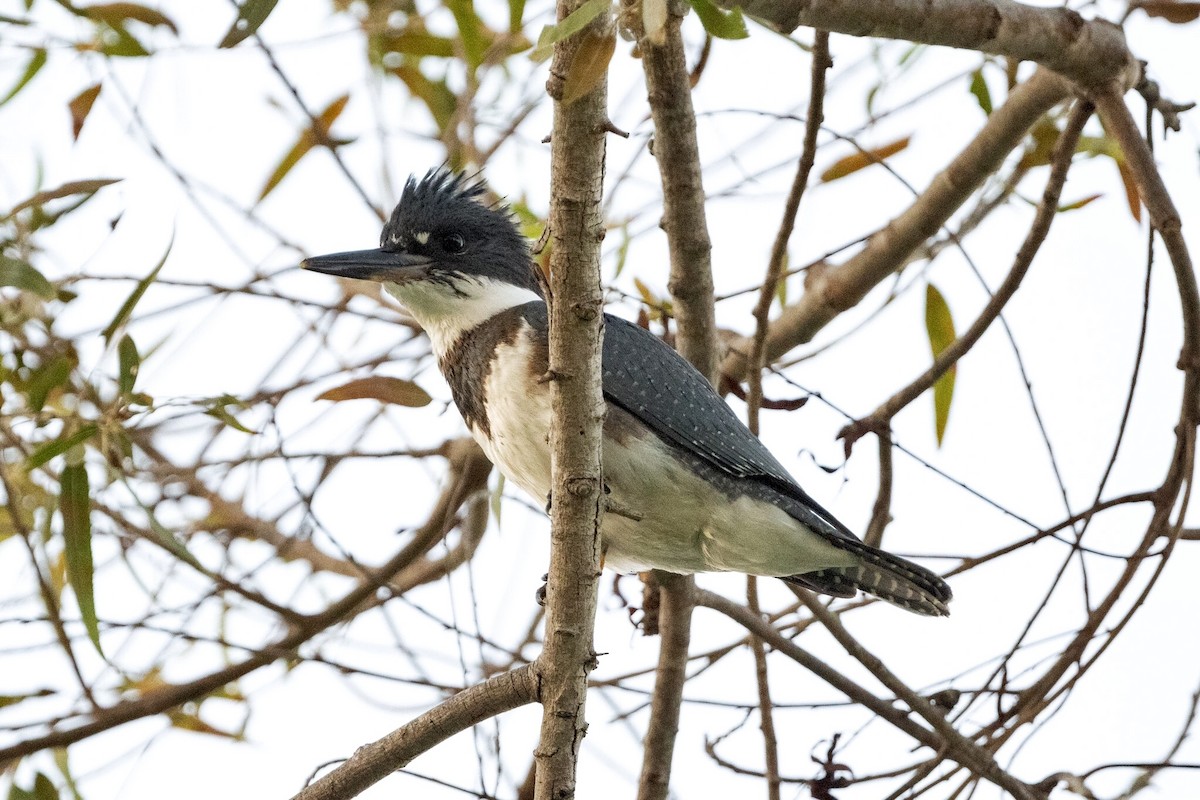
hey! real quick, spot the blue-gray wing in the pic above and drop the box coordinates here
[597,312,856,537]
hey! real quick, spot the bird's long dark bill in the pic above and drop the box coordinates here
[301,248,432,282]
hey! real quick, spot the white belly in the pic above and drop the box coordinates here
[475,336,856,577]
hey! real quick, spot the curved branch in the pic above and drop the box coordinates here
[291,665,539,800]
[722,68,1073,379]
[724,0,1138,92]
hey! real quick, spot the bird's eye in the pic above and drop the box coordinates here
[442,232,466,254]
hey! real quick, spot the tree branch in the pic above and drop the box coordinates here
[533,3,612,796]
[722,68,1073,380]
[635,4,721,797]
[291,665,539,800]
[723,0,1138,92]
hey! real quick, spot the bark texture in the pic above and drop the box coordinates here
[533,3,611,797]
[721,0,1138,92]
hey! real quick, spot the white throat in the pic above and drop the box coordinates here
[383,275,542,356]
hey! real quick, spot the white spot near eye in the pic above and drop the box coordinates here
[388,232,402,245]
[414,231,430,245]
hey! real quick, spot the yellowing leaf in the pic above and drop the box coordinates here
[5,179,121,219]
[1017,117,1060,170]
[925,284,956,446]
[1058,193,1103,212]
[562,30,615,105]
[820,136,911,183]
[258,94,351,202]
[1116,157,1142,222]
[318,376,432,407]
[167,709,245,740]
[79,3,179,34]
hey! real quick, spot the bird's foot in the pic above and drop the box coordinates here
[535,573,548,607]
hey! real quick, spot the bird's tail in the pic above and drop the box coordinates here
[784,545,952,617]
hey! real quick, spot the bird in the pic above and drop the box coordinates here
[303,169,952,616]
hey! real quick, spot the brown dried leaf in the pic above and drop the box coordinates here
[1136,0,1200,23]
[68,83,102,140]
[318,376,432,407]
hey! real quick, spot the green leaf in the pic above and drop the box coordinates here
[529,0,609,62]
[219,0,279,48]
[9,783,37,800]
[101,235,171,345]
[376,30,456,58]
[26,425,98,472]
[317,376,432,407]
[446,0,487,70]
[51,749,84,800]
[925,283,957,446]
[26,354,75,413]
[124,484,202,569]
[32,771,59,800]
[0,689,55,709]
[96,22,150,57]
[969,68,992,116]
[508,0,526,33]
[1,47,46,107]
[258,94,350,202]
[4,178,121,219]
[117,333,139,396]
[61,458,102,654]
[0,254,55,298]
[687,0,749,40]
[204,394,257,434]
[392,66,457,132]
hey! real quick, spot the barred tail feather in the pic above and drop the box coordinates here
[784,546,952,617]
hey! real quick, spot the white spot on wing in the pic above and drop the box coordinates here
[414,231,430,245]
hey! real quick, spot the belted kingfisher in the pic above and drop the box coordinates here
[303,169,952,616]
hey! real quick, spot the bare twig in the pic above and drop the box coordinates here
[839,99,1093,450]
[746,30,830,434]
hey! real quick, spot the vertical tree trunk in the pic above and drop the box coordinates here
[533,3,612,798]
